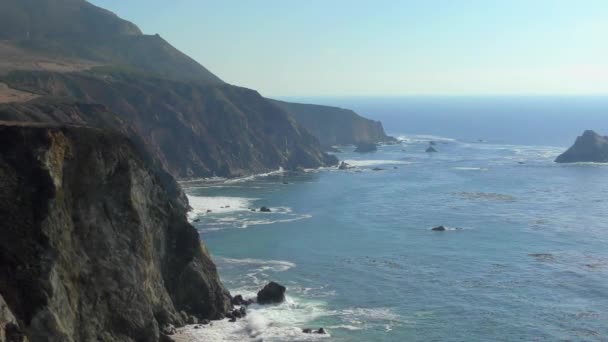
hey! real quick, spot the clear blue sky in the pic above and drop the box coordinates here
[90,0,608,97]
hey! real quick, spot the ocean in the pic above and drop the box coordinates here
[180,97,608,341]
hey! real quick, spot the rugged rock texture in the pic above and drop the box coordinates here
[271,99,395,148]
[555,130,608,163]
[257,282,286,305]
[0,122,231,342]
[1,72,338,178]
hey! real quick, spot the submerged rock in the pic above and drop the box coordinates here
[429,141,437,146]
[257,282,286,304]
[260,206,272,212]
[555,130,608,163]
[372,167,384,171]
[354,142,378,153]
[426,146,438,153]
[432,226,447,231]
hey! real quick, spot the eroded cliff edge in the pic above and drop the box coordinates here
[0,123,231,342]
[270,99,396,148]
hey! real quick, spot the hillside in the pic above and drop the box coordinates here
[0,0,338,179]
[271,99,395,148]
[1,71,337,178]
[0,0,222,83]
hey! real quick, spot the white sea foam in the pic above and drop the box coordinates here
[218,257,296,272]
[397,134,457,143]
[343,159,411,167]
[187,195,257,220]
[179,168,285,187]
[224,168,285,184]
[177,296,331,341]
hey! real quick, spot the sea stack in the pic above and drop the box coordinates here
[555,130,608,163]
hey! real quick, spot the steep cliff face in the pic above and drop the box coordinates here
[271,99,395,148]
[2,71,337,178]
[0,123,231,342]
[555,130,608,163]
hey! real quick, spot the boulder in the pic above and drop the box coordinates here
[257,282,286,304]
[432,226,447,231]
[302,328,327,334]
[260,206,272,212]
[555,130,608,163]
[354,142,378,153]
[161,324,176,335]
[232,294,245,306]
[338,161,351,170]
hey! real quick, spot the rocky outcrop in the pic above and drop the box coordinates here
[338,161,352,170]
[257,282,286,304]
[1,72,338,178]
[270,99,395,149]
[0,122,231,342]
[555,130,608,163]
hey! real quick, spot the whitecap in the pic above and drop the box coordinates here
[217,257,296,273]
[177,296,332,341]
[186,195,257,220]
[396,133,457,143]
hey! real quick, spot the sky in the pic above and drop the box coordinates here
[89,0,608,97]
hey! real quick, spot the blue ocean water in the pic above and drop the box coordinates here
[181,97,608,341]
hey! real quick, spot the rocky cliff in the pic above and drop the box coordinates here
[270,99,395,148]
[0,122,231,342]
[0,0,338,179]
[1,71,337,178]
[555,130,608,163]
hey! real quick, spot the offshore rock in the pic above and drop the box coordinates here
[555,130,608,163]
[257,282,286,304]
